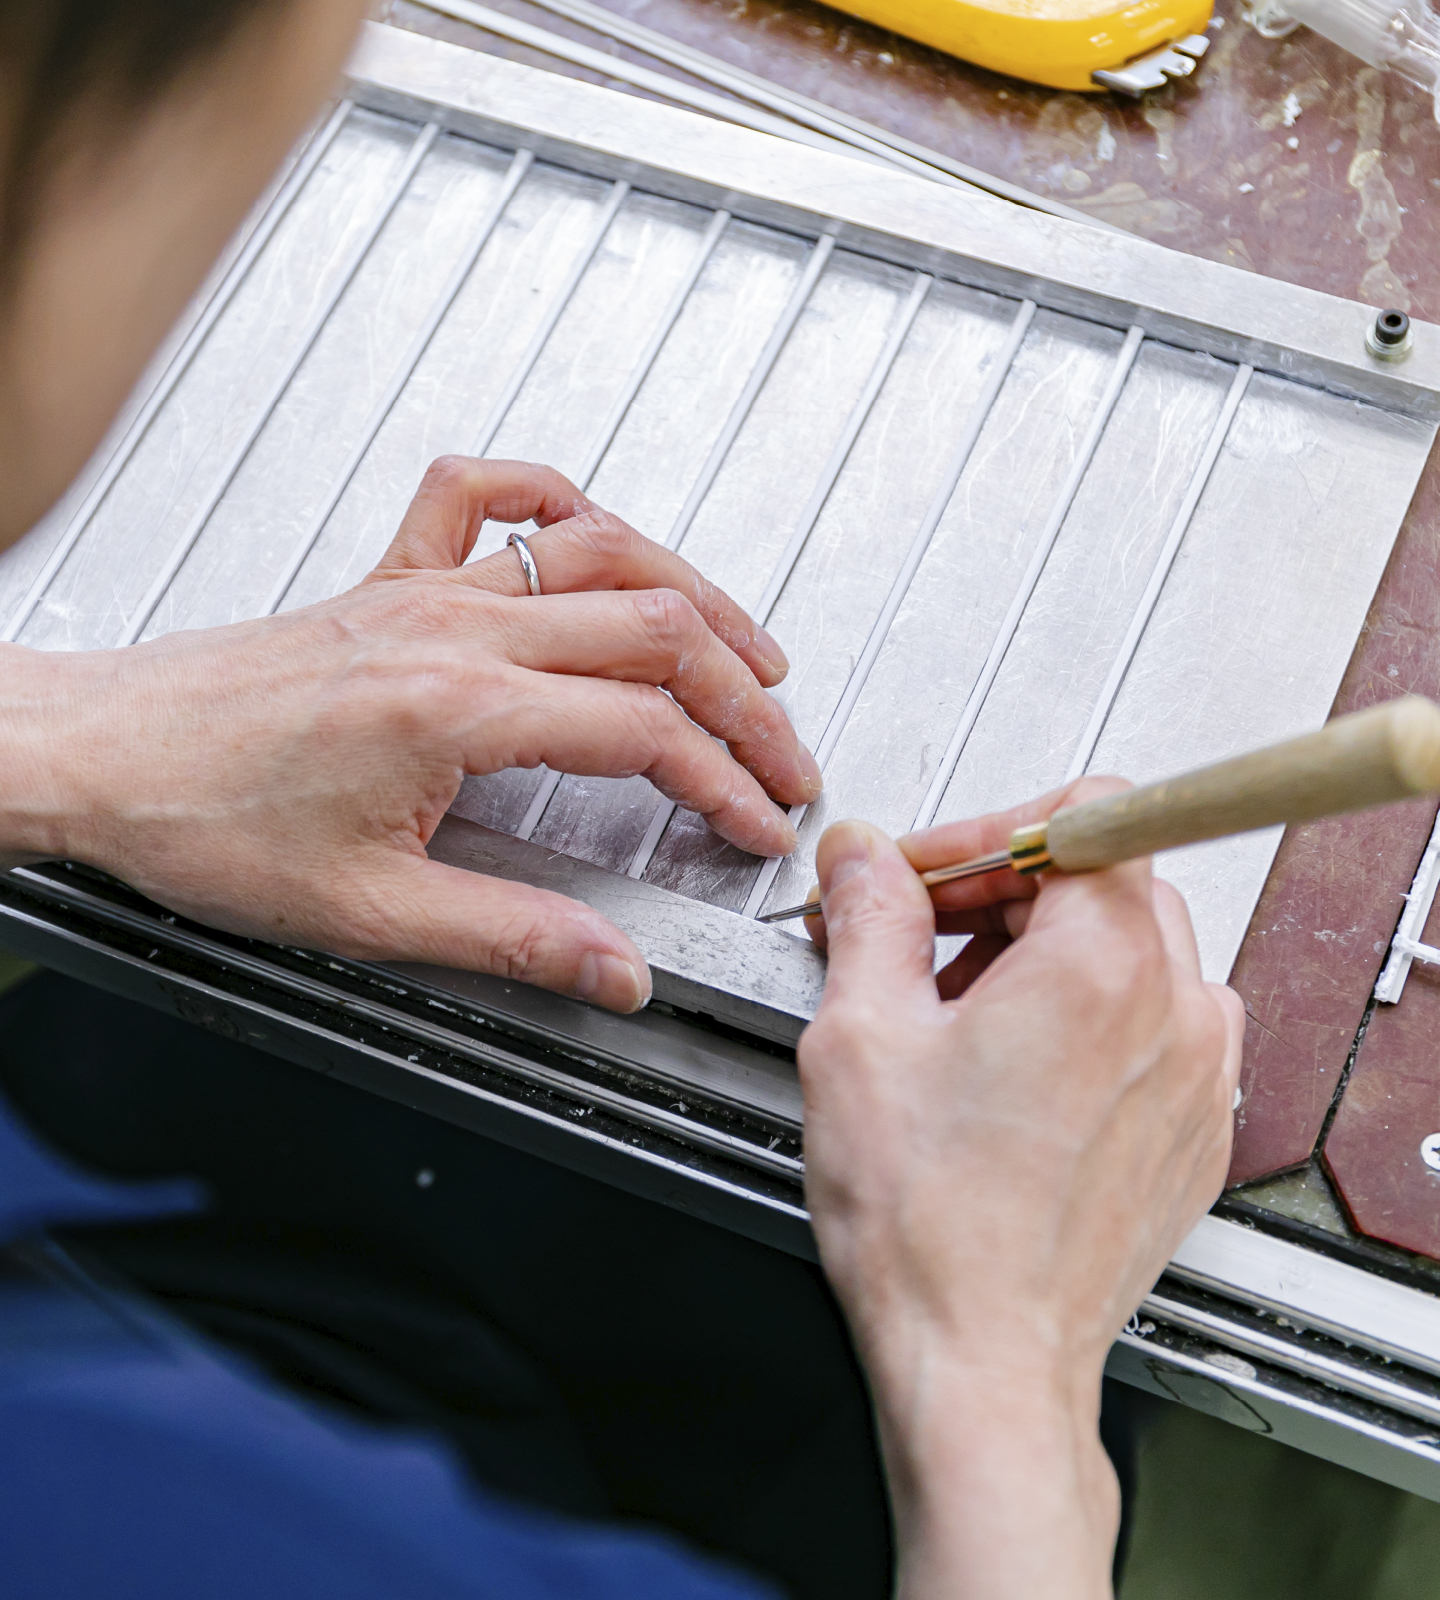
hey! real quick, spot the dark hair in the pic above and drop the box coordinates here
[0,1,274,264]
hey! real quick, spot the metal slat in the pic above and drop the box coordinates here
[911,324,1145,830]
[741,299,1040,917]
[467,177,632,461]
[263,146,535,616]
[513,229,837,844]
[572,208,732,492]
[1064,363,1253,784]
[914,342,1234,833]
[624,269,933,881]
[118,119,443,648]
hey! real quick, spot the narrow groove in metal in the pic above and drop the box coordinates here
[909,322,1145,834]
[1,100,355,646]
[418,0,1112,229]
[664,233,836,552]
[468,177,631,462]
[573,208,731,492]
[1063,361,1253,786]
[119,118,441,649]
[626,269,932,882]
[741,296,1039,919]
[1140,1290,1440,1428]
[263,146,535,617]
[415,0,882,168]
[517,227,833,847]
[488,176,632,845]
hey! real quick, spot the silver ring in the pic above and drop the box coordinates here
[507,530,542,596]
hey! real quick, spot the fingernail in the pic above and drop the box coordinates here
[754,625,789,677]
[575,951,651,1012]
[819,823,875,896]
[798,745,823,799]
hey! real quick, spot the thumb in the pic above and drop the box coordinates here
[349,854,651,1012]
[812,820,939,1018]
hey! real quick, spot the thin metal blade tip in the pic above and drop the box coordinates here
[757,900,820,924]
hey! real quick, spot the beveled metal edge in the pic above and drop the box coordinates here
[1107,1328,1440,1502]
[424,815,825,1046]
[1171,1214,1440,1377]
[347,23,1440,419]
[0,882,814,1254]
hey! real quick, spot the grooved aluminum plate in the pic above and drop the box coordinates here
[3,22,1436,1046]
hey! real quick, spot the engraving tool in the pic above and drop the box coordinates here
[759,697,1440,924]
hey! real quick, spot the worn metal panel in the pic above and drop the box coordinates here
[759,309,1129,915]
[17,110,418,651]
[927,344,1233,827]
[1085,377,1434,981]
[281,156,621,607]
[644,277,1021,908]
[534,246,916,874]
[153,132,516,634]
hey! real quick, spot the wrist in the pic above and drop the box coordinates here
[0,645,90,868]
[871,1337,1117,1600]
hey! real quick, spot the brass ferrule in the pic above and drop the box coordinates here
[1007,821,1052,875]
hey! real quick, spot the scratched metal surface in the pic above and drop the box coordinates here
[2,26,1437,1035]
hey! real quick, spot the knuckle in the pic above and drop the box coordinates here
[565,509,646,564]
[483,905,555,982]
[418,453,474,497]
[632,587,702,654]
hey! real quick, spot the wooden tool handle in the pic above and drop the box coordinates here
[1046,696,1440,873]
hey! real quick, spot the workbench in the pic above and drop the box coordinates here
[7,0,1440,1505]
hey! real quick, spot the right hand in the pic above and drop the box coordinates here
[0,459,820,1013]
[796,782,1242,1599]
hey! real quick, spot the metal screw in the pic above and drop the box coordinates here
[1420,1135,1440,1172]
[1367,308,1412,362]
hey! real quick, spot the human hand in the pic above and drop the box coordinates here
[797,782,1243,1600]
[0,459,820,1013]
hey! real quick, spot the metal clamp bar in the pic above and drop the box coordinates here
[572,207,732,492]
[467,176,631,462]
[517,226,835,844]
[118,118,442,649]
[262,145,535,617]
[1,100,355,646]
[910,323,1145,833]
[1141,1289,1440,1429]
[742,296,1038,918]
[625,269,932,882]
[1062,362,1252,786]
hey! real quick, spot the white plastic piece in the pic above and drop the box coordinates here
[1374,810,1440,1002]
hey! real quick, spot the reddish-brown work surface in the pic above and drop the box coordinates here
[391,0,1440,1243]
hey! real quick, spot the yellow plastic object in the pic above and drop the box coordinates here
[827,0,1214,91]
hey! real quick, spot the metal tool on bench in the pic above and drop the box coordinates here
[762,697,1440,922]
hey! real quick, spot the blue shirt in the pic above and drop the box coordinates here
[0,1090,773,1600]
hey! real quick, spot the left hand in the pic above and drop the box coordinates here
[0,458,820,1012]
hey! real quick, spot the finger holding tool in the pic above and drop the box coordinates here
[772,695,1440,930]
